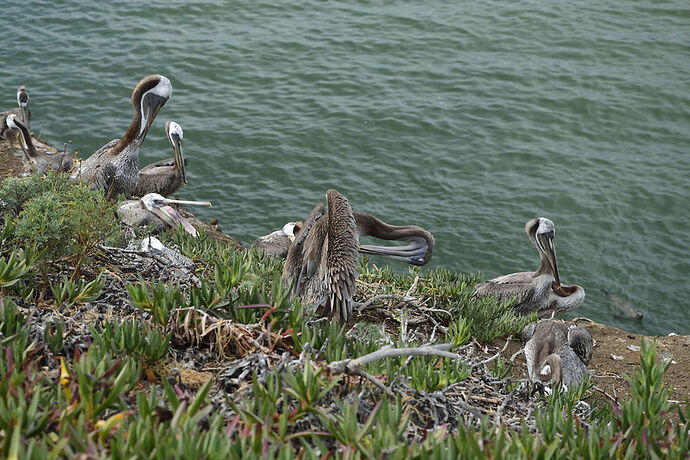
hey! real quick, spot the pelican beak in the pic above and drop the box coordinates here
[162,198,211,207]
[537,231,561,287]
[359,236,431,266]
[140,93,169,137]
[170,135,187,184]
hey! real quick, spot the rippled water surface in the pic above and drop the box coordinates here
[2,1,688,334]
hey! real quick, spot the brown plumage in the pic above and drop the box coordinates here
[282,190,435,323]
[134,121,187,197]
[0,86,31,141]
[70,75,172,199]
[283,189,359,323]
[474,217,584,317]
[522,321,592,387]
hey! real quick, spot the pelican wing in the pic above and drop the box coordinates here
[283,203,326,294]
[323,189,358,323]
[567,326,593,366]
[475,272,538,310]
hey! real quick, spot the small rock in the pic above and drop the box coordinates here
[611,354,624,360]
[668,332,678,336]
[627,345,641,352]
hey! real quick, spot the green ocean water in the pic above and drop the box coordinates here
[2,1,688,334]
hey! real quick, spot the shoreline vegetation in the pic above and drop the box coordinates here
[0,171,688,458]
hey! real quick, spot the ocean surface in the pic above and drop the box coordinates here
[2,1,688,335]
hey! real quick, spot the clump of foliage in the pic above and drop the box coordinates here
[0,172,120,279]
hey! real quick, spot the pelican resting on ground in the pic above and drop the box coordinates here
[0,86,31,141]
[117,192,211,237]
[71,75,172,199]
[474,217,584,317]
[522,320,593,388]
[3,114,73,173]
[283,189,434,323]
[134,121,187,197]
[252,222,301,258]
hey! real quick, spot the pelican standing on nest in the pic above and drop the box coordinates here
[283,189,434,323]
[474,217,584,317]
[117,193,211,237]
[522,321,593,387]
[1,86,31,141]
[71,75,172,199]
[134,121,187,197]
[4,114,73,173]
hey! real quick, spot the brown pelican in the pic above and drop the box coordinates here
[3,114,73,173]
[474,217,584,317]
[522,321,593,387]
[0,86,31,141]
[70,75,172,199]
[252,222,301,258]
[117,193,211,237]
[134,121,187,197]
[283,190,434,323]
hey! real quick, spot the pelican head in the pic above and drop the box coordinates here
[135,75,172,138]
[526,217,561,286]
[165,121,186,184]
[16,85,29,128]
[281,221,297,243]
[140,192,211,237]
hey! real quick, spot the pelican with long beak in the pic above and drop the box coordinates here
[1,86,31,141]
[4,114,73,173]
[134,121,187,197]
[522,321,593,388]
[283,190,434,323]
[117,192,211,237]
[474,217,584,317]
[71,75,172,199]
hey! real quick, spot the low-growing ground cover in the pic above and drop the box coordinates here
[0,174,687,458]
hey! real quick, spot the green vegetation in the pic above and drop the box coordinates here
[0,173,687,458]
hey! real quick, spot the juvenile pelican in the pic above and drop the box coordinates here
[474,217,584,317]
[283,190,434,323]
[117,193,211,237]
[71,75,172,199]
[4,114,73,173]
[134,121,187,197]
[522,321,593,387]
[0,86,31,141]
[252,222,301,258]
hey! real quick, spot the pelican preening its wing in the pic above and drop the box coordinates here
[282,189,434,323]
[134,121,187,197]
[117,192,211,237]
[70,74,172,199]
[522,321,593,387]
[474,217,584,317]
[283,189,359,324]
